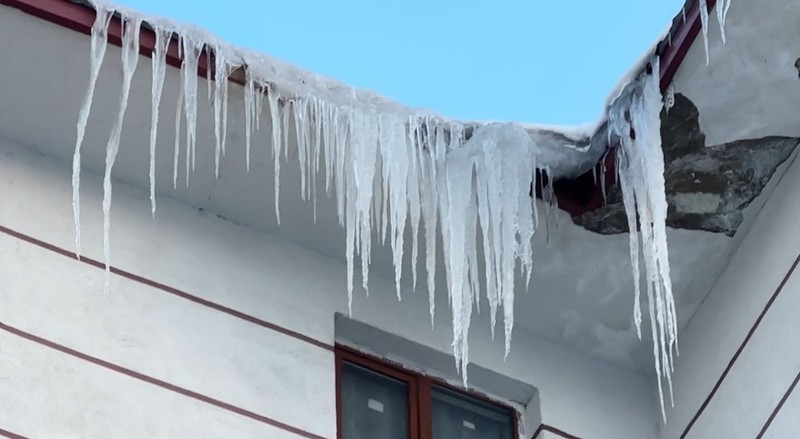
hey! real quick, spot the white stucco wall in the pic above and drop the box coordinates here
[674,0,800,147]
[0,133,658,438]
[660,146,800,438]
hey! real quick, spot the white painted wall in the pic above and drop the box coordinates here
[674,0,800,146]
[657,2,800,436]
[0,133,658,437]
[660,144,800,438]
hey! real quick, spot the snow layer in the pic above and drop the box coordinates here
[67,0,724,405]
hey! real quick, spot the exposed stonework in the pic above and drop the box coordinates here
[574,93,800,236]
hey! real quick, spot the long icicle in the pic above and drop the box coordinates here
[717,0,732,45]
[267,85,282,224]
[244,68,255,172]
[212,43,230,178]
[102,15,142,293]
[149,25,171,217]
[181,34,203,187]
[614,58,677,422]
[699,0,710,65]
[72,7,113,258]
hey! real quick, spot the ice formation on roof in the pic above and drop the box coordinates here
[72,0,677,403]
[699,0,733,64]
[610,59,676,422]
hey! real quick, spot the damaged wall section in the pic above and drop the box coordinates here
[573,93,799,237]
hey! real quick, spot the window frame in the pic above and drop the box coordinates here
[335,345,519,439]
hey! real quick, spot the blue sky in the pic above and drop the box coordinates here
[122,0,683,126]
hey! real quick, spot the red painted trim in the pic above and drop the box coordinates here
[659,0,717,91]
[417,376,433,439]
[0,428,29,439]
[0,0,214,80]
[336,345,519,439]
[0,225,334,352]
[531,424,582,439]
[0,320,327,439]
[336,348,421,439]
[756,370,800,438]
[680,251,800,438]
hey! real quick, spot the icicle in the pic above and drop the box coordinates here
[221,62,230,159]
[612,57,677,422]
[181,34,203,186]
[205,46,213,101]
[616,144,642,340]
[173,83,184,190]
[352,111,380,297]
[295,99,310,202]
[312,98,323,223]
[419,120,440,328]
[665,84,676,113]
[254,84,265,132]
[102,15,142,293]
[149,26,171,217]
[599,158,608,205]
[699,0,710,65]
[244,68,256,172]
[72,7,113,258]
[441,123,537,383]
[717,0,732,45]
[377,113,410,301]
[212,43,231,177]
[407,120,423,292]
[267,85,282,224]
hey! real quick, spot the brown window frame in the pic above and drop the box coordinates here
[335,345,519,439]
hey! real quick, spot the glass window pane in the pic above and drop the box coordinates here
[341,362,410,439]
[431,385,513,439]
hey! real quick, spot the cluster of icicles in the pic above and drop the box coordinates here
[73,3,548,384]
[69,0,731,422]
[696,0,733,64]
[611,58,676,423]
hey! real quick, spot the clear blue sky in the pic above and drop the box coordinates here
[122,0,683,126]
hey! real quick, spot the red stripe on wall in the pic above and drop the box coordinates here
[755,370,800,439]
[0,428,29,439]
[680,252,800,438]
[0,225,334,352]
[0,320,328,439]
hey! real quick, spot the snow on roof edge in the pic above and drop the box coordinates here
[81,0,672,152]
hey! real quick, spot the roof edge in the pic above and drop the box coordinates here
[658,0,717,91]
[0,0,714,218]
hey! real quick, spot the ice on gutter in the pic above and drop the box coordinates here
[69,0,729,421]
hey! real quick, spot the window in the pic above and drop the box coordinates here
[336,347,517,439]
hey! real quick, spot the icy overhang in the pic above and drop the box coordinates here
[0,0,737,421]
